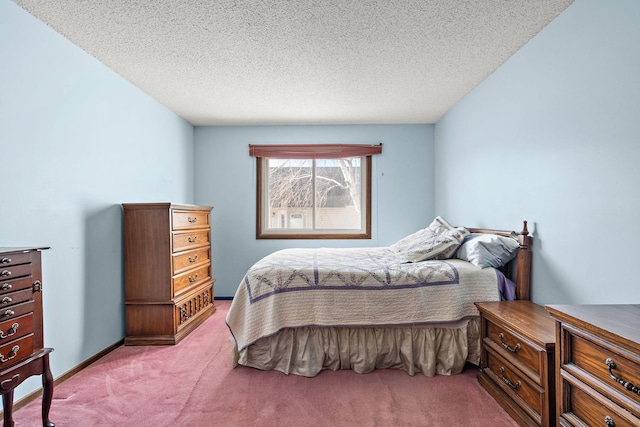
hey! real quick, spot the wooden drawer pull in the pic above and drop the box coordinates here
[0,258,10,265]
[0,323,18,339]
[499,367,521,390]
[605,415,615,427]
[499,333,520,353]
[0,345,19,363]
[606,358,640,395]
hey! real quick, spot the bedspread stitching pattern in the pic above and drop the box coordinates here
[245,247,459,303]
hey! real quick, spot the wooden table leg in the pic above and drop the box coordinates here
[41,353,54,427]
[2,389,15,427]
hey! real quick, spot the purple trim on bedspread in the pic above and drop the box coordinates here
[246,272,460,304]
[244,247,460,304]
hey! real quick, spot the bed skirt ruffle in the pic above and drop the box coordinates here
[232,318,481,377]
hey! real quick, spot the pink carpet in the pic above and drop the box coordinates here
[15,301,517,426]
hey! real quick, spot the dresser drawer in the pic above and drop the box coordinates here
[0,275,37,296]
[0,252,31,268]
[486,319,545,383]
[0,301,35,321]
[0,334,34,369]
[173,264,211,296]
[172,247,211,275]
[175,281,214,330]
[561,375,640,427]
[172,230,210,252]
[172,210,210,230]
[0,289,34,309]
[0,314,33,345]
[0,263,33,282]
[568,330,640,414]
[486,349,545,422]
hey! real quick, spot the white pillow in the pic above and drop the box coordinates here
[427,216,455,233]
[391,216,469,262]
[456,233,520,268]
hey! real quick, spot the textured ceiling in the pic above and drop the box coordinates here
[13,0,574,126]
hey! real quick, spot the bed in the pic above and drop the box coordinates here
[226,218,532,377]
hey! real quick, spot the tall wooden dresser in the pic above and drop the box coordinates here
[546,305,640,427]
[0,247,54,427]
[122,203,215,345]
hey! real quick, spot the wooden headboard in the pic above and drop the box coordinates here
[467,221,533,301]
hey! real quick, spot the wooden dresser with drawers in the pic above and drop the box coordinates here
[0,247,53,426]
[546,304,640,427]
[122,203,215,345]
[475,301,556,427]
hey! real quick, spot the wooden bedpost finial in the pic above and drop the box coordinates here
[521,221,529,236]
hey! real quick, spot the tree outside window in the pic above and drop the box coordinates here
[257,156,371,239]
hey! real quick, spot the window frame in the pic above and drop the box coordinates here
[256,155,372,239]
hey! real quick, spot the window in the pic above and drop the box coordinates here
[250,144,381,239]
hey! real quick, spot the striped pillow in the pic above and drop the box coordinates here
[391,216,469,262]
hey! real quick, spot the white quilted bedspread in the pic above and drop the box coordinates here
[226,247,500,351]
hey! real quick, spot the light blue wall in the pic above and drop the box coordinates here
[434,0,640,304]
[5,0,637,407]
[194,125,435,297]
[1,0,194,401]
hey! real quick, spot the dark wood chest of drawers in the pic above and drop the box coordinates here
[475,301,556,427]
[0,247,53,426]
[122,203,216,345]
[546,305,640,427]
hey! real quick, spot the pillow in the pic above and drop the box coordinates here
[427,215,454,235]
[390,216,469,262]
[456,233,520,268]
